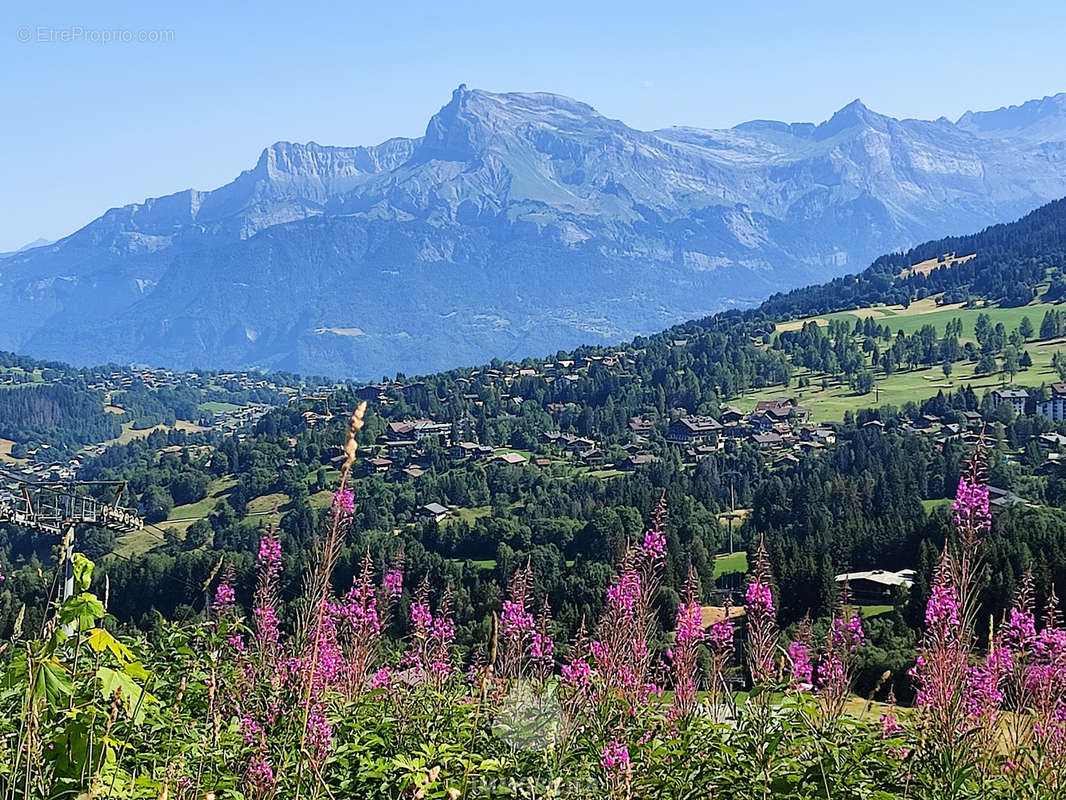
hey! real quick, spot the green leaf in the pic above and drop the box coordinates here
[97,666,155,724]
[32,658,73,704]
[85,628,135,664]
[59,593,106,632]
[71,553,94,592]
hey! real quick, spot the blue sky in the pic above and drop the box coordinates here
[3,0,1065,251]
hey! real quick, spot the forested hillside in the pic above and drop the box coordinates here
[4,197,1066,698]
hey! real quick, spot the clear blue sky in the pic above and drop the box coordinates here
[3,0,1065,252]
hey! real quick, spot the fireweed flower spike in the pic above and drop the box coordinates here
[912,446,993,748]
[788,619,814,692]
[671,568,704,718]
[745,534,778,685]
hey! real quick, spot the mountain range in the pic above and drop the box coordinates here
[5,86,1066,379]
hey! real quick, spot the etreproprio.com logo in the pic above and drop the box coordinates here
[16,25,175,44]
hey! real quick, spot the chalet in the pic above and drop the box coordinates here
[800,426,836,446]
[988,485,1031,511]
[774,452,800,468]
[365,457,392,475]
[748,413,774,433]
[579,447,604,464]
[684,444,719,462]
[667,415,723,445]
[1038,432,1066,450]
[495,452,529,466]
[719,406,745,425]
[387,419,451,446]
[752,432,784,449]
[402,465,426,480]
[862,419,885,430]
[628,416,654,435]
[533,458,552,468]
[565,436,597,453]
[418,502,450,523]
[756,398,805,423]
[450,441,493,460]
[835,569,915,602]
[960,410,983,428]
[623,453,661,470]
[386,440,417,461]
[1037,383,1066,421]
[991,388,1030,415]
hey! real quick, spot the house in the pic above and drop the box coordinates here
[386,419,452,446]
[533,458,552,468]
[579,447,604,464]
[960,410,983,428]
[494,452,529,466]
[622,453,661,470]
[684,444,719,463]
[365,457,393,475]
[799,426,836,446]
[386,440,418,461]
[988,485,1031,511]
[450,441,494,460]
[755,398,805,423]
[402,465,426,480]
[1038,432,1066,450]
[418,502,450,523]
[667,415,723,445]
[1037,383,1066,421]
[835,569,915,602]
[991,388,1030,415]
[628,416,654,435]
[748,413,774,433]
[719,406,745,425]
[752,432,784,449]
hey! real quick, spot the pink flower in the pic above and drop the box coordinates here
[501,599,535,637]
[788,639,813,691]
[331,487,355,515]
[606,569,642,617]
[247,755,275,792]
[951,475,990,534]
[641,528,666,559]
[745,580,774,620]
[257,535,281,576]
[561,658,592,688]
[707,618,734,652]
[305,701,333,763]
[382,568,403,598]
[925,585,960,630]
[675,600,703,644]
[213,582,236,611]
[1004,606,1037,650]
[371,666,393,689]
[600,740,630,772]
[410,602,432,631]
[880,711,903,738]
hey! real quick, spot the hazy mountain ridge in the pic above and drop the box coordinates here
[5,86,1066,379]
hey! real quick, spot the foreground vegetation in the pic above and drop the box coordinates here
[1,421,1063,798]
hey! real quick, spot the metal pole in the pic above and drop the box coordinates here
[62,523,75,602]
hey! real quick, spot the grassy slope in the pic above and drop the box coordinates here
[749,297,1066,422]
